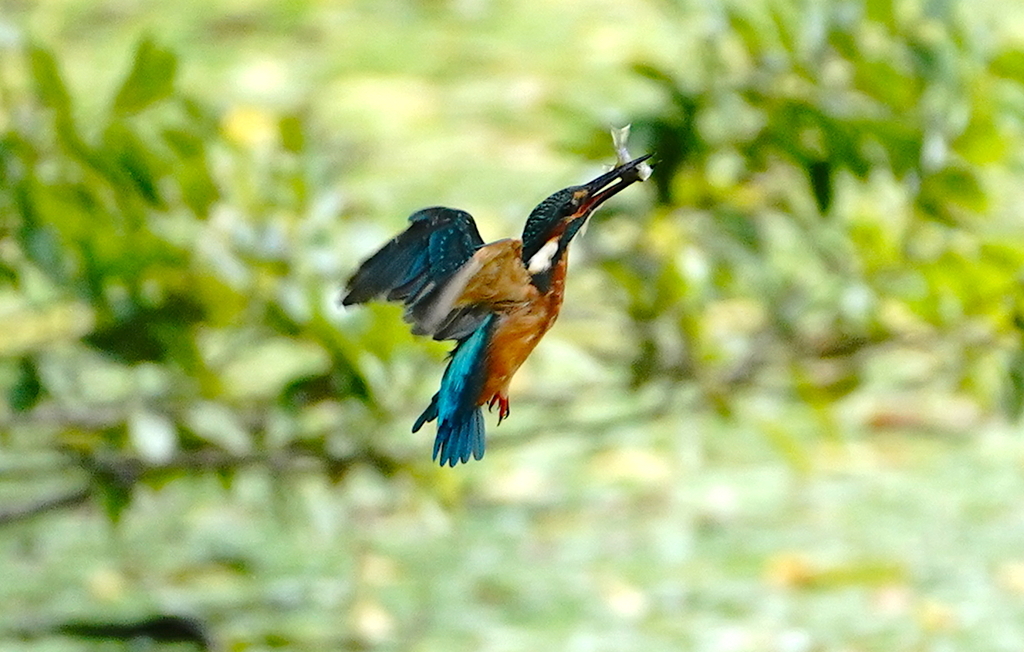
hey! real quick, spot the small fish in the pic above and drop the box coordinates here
[612,125,653,181]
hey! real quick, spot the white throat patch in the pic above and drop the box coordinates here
[527,238,560,274]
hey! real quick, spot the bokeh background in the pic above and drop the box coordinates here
[3,0,1024,650]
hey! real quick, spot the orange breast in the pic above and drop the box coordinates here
[478,256,568,405]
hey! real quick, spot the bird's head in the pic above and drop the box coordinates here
[521,154,652,289]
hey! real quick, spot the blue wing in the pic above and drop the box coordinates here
[341,207,489,340]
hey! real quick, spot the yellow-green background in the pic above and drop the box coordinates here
[3,0,1024,650]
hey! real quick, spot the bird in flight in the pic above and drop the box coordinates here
[341,153,652,466]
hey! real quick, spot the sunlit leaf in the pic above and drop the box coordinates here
[952,111,1007,165]
[866,0,896,29]
[279,114,306,154]
[854,60,920,111]
[113,37,178,115]
[163,128,205,158]
[827,22,858,60]
[807,560,907,589]
[989,48,1024,85]
[28,44,71,115]
[162,127,218,215]
[858,119,921,175]
[768,6,797,56]
[175,158,219,216]
[727,7,767,58]
[765,552,906,589]
[917,165,987,222]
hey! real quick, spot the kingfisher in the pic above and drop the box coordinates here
[341,154,652,466]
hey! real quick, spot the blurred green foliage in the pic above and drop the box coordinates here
[2,37,389,521]
[2,0,1024,522]
[3,0,1024,650]
[579,0,1024,423]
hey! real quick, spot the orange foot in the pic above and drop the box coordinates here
[487,394,510,424]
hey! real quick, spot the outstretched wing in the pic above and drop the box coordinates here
[341,207,487,339]
[414,238,536,338]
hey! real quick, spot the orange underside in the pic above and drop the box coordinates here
[478,257,566,412]
[452,240,568,415]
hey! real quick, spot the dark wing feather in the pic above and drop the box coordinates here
[432,305,491,341]
[341,207,488,339]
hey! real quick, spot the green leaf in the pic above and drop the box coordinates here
[86,296,206,364]
[920,165,988,214]
[281,373,336,410]
[0,262,16,286]
[953,111,1008,165]
[854,60,920,111]
[102,122,165,207]
[989,48,1024,85]
[631,63,679,90]
[163,127,218,216]
[865,0,896,28]
[727,7,766,58]
[827,23,858,60]
[113,37,178,115]
[95,469,134,524]
[28,45,71,115]
[9,358,43,413]
[768,6,797,56]
[163,127,205,158]
[85,319,168,364]
[804,560,907,589]
[1005,344,1024,421]
[807,159,833,213]
[175,160,219,216]
[279,114,306,153]
[858,119,921,176]
[88,435,140,524]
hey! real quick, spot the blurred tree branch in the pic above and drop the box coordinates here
[0,487,91,527]
[0,446,407,528]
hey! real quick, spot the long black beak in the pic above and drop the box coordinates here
[574,153,653,217]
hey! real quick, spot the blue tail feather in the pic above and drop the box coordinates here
[412,394,437,433]
[413,315,494,466]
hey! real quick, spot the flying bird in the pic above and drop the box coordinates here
[341,154,651,466]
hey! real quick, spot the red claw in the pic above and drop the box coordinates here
[487,394,510,424]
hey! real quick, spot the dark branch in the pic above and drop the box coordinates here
[0,486,92,526]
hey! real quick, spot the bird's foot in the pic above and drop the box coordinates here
[487,394,510,424]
